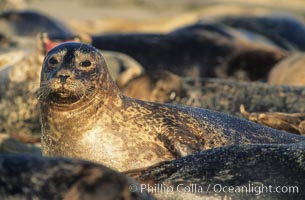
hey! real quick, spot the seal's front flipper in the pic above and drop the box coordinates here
[158,127,203,157]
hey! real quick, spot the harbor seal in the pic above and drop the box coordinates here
[214,15,305,51]
[39,42,305,171]
[127,143,305,200]
[0,32,144,143]
[173,78,305,115]
[268,53,305,86]
[121,70,185,103]
[91,31,286,80]
[0,9,74,37]
[0,154,154,200]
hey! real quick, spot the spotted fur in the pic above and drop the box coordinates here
[39,42,305,171]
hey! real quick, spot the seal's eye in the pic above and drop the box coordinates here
[48,57,58,65]
[80,60,91,67]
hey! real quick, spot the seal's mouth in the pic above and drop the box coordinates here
[38,78,96,105]
[49,89,81,104]
[56,91,70,98]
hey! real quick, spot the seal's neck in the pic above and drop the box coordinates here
[95,72,125,110]
[40,82,124,135]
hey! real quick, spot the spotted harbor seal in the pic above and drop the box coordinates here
[0,32,144,144]
[0,154,154,200]
[39,42,305,171]
[127,143,305,200]
[175,78,305,115]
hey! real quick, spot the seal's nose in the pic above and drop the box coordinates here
[59,74,70,84]
[56,69,72,84]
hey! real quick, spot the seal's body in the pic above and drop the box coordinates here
[0,155,154,200]
[39,42,305,171]
[268,53,305,86]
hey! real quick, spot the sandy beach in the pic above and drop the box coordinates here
[24,0,305,34]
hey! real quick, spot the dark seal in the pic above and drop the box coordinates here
[127,143,305,200]
[39,42,305,171]
[0,154,154,200]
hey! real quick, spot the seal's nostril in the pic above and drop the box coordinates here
[59,75,70,84]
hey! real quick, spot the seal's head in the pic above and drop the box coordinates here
[39,42,110,106]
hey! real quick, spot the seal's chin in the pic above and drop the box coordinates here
[49,91,81,104]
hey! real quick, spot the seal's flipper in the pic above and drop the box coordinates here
[158,127,203,157]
